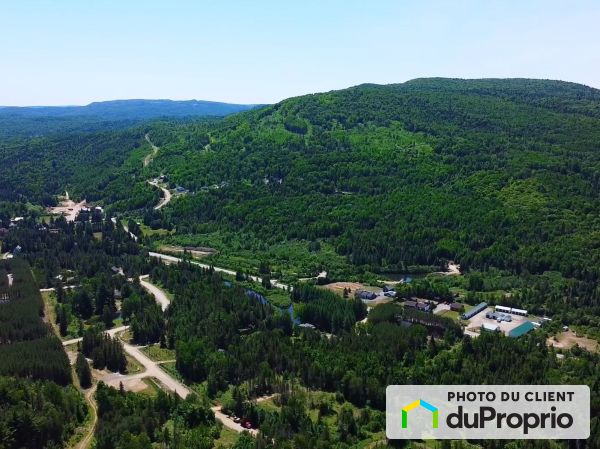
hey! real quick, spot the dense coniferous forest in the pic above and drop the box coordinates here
[0,258,87,449]
[0,258,72,384]
[292,284,367,332]
[0,377,87,449]
[95,382,220,449]
[81,328,128,373]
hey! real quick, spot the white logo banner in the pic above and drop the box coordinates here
[387,385,590,440]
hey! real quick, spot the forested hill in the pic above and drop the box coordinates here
[399,78,600,117]
[144,78,600,283]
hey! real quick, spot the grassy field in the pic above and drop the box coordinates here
[160,361,183,382]
[125,354,144,374]
[120,328,134,343]
[138,378,162,397]
[436,309,461,321]
[139,223,174,237]
[141,344,176,362]
[213,428,241,448]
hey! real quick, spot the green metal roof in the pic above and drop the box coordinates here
[508,321,535,338]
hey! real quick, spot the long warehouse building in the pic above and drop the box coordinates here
[462,302,487,320]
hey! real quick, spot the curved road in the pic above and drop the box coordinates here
[139,275,170,311]
[61,272,269,435]
[144,134,172,209]
[143,133,159,167]
[148,180,172,210]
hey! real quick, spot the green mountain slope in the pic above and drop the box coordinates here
[2,78,599,318]
[142,79,599,284]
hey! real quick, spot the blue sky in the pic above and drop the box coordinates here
[1,0,599,105]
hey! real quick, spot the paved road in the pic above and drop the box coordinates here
[148,251,291,291]
[139,275,170,311]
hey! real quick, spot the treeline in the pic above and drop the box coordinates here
[0,258,86,449]
[224,332,600,449]
[122,282,165,344]
[0,260,48,343]
[225,388,386,448]
[75,352,92,388]
[81,328,128,373]
[94,382,220,449]
[2,217,148,288]
[398,278,454,301]
[151,259,600,449]
[0,258,72,385]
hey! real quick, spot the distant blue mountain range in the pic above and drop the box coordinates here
[0,99,260,120]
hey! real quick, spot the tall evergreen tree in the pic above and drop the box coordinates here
[75,352,92,389]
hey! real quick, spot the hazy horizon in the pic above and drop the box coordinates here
[2,0,599,106]
[1,76,599,108]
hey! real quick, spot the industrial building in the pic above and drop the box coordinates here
[486,311,512,322]
[494,305,528,316]
[461,302,487,320]
[481,322,500,332]
[508,321,536,338]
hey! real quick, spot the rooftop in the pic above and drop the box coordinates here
[508,321,535,338]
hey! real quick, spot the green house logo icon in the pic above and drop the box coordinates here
[402,399,439,429]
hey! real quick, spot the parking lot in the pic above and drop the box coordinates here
[465,307,529,336]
